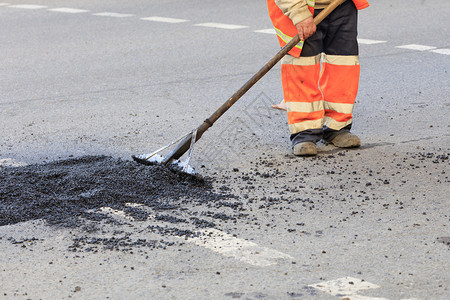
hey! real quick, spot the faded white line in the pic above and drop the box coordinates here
[8,4,46,9]
[255,28,276,34]
[125,203,144,208]
[396,44,436,51]
[309,277,387,300]
[124,203,157,218]
[48,8,89,14]
[141,16,188,23]
[99,207,135,221]
[0,3,10,6]
[90,204,158,221]
[93,12,134,18]
[357,38,387,45]
[93,206,296,267]
[0,158,28,167]
[186,228,293,267]
[431,48,450,55]
[344,296,388,300]
[195,22,248,30]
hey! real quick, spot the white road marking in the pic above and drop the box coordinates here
[48,8,89,14]
[186,228,293,267]
[124,203,157,219]
[140,16,188,23]
[125,203,144,208]
[430,48,450,55]
[357,38,387,45]
[98,204,158,220]
[95,204,292,268]
[0,3,10,6]
[255,28,276,35]
[99,207,135,221]
[195,22,248,30]
[0,158,28,167]
[93,12,134,18]
[396,44,437,51]
[309,277,387,300]
[345,296,388,300]
[8,4,46,9]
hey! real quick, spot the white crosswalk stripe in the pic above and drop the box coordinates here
[140,16,188,23]
[431,48,450,55]
[357,38,387,45]
[186,228,293,267]
[0,158,28,167]
[254,28,276,34]
[195,22,248,30]
[396,44,437,51]
[93,12,134,18]
[48,7,89,14]
[309,277,387,299]
[8,4,46,9]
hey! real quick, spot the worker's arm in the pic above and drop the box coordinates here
[275,0,316,40]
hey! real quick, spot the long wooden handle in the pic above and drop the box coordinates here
[163,0,347,164]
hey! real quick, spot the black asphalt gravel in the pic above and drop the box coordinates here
[0,156,233,228]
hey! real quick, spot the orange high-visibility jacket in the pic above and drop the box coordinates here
[268,0,369,57]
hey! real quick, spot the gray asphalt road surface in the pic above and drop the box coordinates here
[1,0,449,299]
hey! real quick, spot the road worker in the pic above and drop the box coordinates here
[268,0,369,156]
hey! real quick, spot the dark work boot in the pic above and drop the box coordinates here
[323,124,361,148]
[293,142,317,156]
[291,129,322,156]
[328,132,361,148]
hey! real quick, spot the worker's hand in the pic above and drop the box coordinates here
[295,17,316,41]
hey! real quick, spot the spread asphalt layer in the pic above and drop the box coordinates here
[0,155,238,230]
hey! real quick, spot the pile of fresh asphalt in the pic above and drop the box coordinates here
[0,156,238,233]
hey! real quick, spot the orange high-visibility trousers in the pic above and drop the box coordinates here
[276,1,361,142]
[283,54,360,135]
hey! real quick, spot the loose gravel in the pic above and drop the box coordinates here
[0,155,235,229]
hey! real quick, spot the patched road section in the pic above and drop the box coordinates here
[1,0,449,299]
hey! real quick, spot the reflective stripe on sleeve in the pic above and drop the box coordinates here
[274,27,304,52]
[306,0,316,7]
